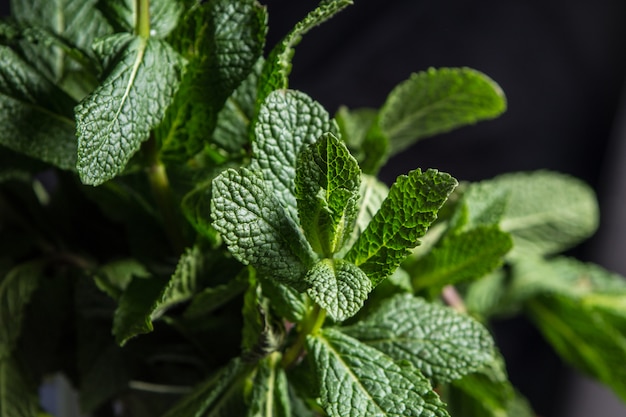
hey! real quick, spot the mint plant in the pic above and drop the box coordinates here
[1,1,626,416]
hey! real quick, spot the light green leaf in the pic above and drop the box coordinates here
[335,106,389,174]
[486,171,599,257]
[296,133,361,256]
[252,89,337,222]
[112,275,168,346]
[211,168,316,288]
[409,226,512,291]
[464,270,510,319]
[453,180,509,231]
[341,294,495,383]
[345,169,457,286]
[258,0,352,101]
[0,357,39,417]
[247,353,291,417]
[307,328,449,417]
[379,67,506,155]
[0,46,77,170]
[305,259,371,322]
[0,260,44,358]
[162,358,253,417]
[76,34,185,185]
[157,0,266,161]
[339,174,389,257]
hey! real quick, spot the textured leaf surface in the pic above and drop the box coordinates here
[296,133,361,255]
[379,68,506,155]
[345,169,457,286]
[247,354,291,417]
[308,328,449,417]
[0,46,77,169]
[211,168,316,287]
[341,294,495,382]
[76,34,184,185]
[0,261,43,358]
[252,89,337,221]
[305,259,371,322]
[258,0,352,101]
[409,226,512,291]
[96,0,180,37]
[486,171,599,257]
[0,357,39,417]
[162,358,252,417]
[158,0,266,160]
[259,278,307,323]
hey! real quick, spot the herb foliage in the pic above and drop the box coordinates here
[1,1,624,416]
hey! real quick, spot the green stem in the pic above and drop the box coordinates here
[282,303,327,369]
[144,137,186,254]
[136,0,151,39]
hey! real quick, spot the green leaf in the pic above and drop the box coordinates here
[305,259,371,322]
[484,171,599,257]
[162,358,252,417]
[96,0,181,38]
[296,133,361,256]
[112,275,168,346]
[75,34,185,185]
[0,260,44,358]
[213,58,263,154]
[258,0,352,101]
[181,180,221,246]
[379,67,506,155]
[0,46,77,170]
[339,174,389,257]
[0,357,39,417]
[93,258,150,299]
[247,353,291,417]
[252,89,337,222]
[157,0,266,161]
[211,168,316,288]
[409,226,512,291]
[345,169,457,286]
[184,275,248,320]
[259,278,308,323]
[335,106,389,174]
[307,328,449,417]
[341,294,495,383]
[528,294,626,402]
[453,180,509,232]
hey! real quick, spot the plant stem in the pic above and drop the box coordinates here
[442,285,467,314]
[282,303,326,368]
[144,137,186,254]
[136,0,151,39]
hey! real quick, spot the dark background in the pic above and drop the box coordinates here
[3,0,626,415]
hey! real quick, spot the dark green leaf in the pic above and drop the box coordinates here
[76,34,185,185]
[305,259,371,322]
[252,89,337,222]
[307,328,449,417]
[211,168,316,288]
[93,258,150,299]
[345,168,457,286]
[0,357,39,417]
[96,0,181,37]
[0,46,77,170]
[162,358,253,417]
[157,0,266,161]
[379,67,506,155]
[184,273,248,320]
[409,226,512,291]
[259,278,308,323]
[341,294,495,383]
[0,260,44,358]
[112,275,168,346]
[257,0,352,102]
[295,133,361,256]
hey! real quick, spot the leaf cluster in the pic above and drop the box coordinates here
[1,1,625,417]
